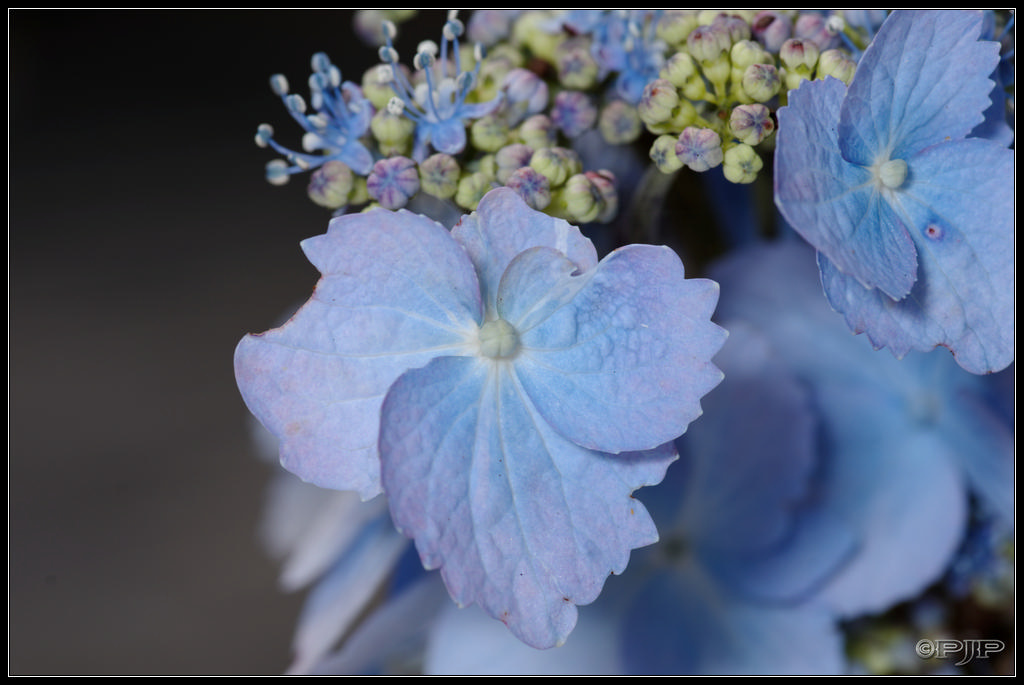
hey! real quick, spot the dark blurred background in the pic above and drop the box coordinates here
[10,9,449,674]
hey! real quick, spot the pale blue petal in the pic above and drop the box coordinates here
[838,10,999,165]
[379,354,676,649]
[679,323,857,602]
[810,386,968,618]
[820,139,1014,374]
[426,118,469,156]
[311,575,450,675]
[513,244,726,454]
[452,187,598,317]
[424,600,623,675]
[621,564,846,675]
[234,208,481,498]
[287,513,409,674]
[775,77,918,300]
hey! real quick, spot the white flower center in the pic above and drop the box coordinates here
[478,318,520,359]
[873,157,908,190]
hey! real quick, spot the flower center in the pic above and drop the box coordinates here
[478,318,520,359]
[873,157,908,190]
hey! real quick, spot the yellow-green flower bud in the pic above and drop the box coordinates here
[362,64,403,110]
[650,134,684,174]
[455,171,493,210]
[723,143,763,184]
[729,103,775,146]
[517,114,557,150]
[638,78,681,127]
[657,10,701,47]
[780,38,820,89]
[512,11,562,63]
[307,160,354,209]
[418,153,461,200]
[660,51,699,89]
[371,104,416,144]
[529,147,580,188]
[816,48,856,85]
[599,100,643,145]
[555,37,601,90]
[563,173,604,224]
[741,63,782,103]
[471,114,510,152]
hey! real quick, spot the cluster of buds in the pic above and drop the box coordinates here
[256,9,621,222]
[623,10,859,183]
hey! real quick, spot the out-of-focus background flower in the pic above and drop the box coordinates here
[10,9,425,674]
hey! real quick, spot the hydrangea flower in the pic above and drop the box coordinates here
[774,10,1014,375]
[378,11,503,161]
[234,187,727,649]
[256,52,375,180]
[710,240,1015,620]
[420,295,857,675]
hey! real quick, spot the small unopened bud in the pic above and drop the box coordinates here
[418,153,461,199]
[816,49,856,85]
[795,13,841,51]
[517,113,557,150]
[455,170,493,210]
[471,114,511,152]
[650,134,684,173]
[598,100,643,145]
[729,104,775,146]
[494,143,535,184]
[555,37,601,90]
[529,147,581,188]
[741,63,781,102]
[780,38,820,73]
[687,23,732,63]
[638,78,681,127]
[675,127,723,172]
[550,90,598,139]
[504,166,551,210]
[584,170,618,223]
[307,160,354,209]
[366,156,420,209]
[723,143,763,184]
[660,51,699,89]
[750,10,792,53]
[371,106,415,144]
[656,10,700,47]
[562,173,605,224]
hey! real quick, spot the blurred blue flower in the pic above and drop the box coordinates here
[710,240,1015,619]
[235,187,726,649]
[775,10,1014,374]
[553,10,668,105]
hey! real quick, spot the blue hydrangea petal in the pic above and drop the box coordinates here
[234,208,482,498]
[775,77,919,300]
[621,566,846,675]
[423,117,469,156]
[811,408,968,617]
[287,513,409,675]
[838,10,999,166]
[820,139,1014,374]
[452,188,599,315]
[679,323,857,603]
[379,354,676,649]
[512,244,726,454]
[423,599,623,675]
